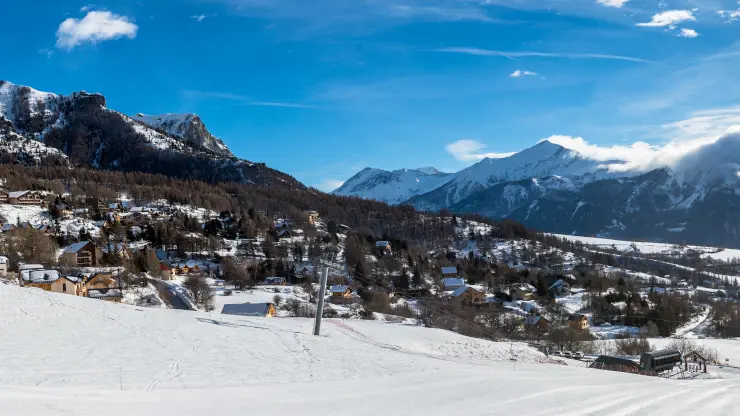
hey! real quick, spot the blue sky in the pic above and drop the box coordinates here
[3,0,740,190]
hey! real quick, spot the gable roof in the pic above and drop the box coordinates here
[442,277,464,288]
[221,303,273,317]
[63,241,93,254]
[1,224,15,231]
[330,285,350,294]
[451,286,476,297]
[441,266,457,275]
[8,190,32,198]
[548,279,569,290]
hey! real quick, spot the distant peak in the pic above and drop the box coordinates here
[416,167,439,175]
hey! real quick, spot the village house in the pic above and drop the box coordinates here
[277,229,293,239]
[329,285,353,302]
[81,273,122,302]
[568,314,589,331]
[264,276,287,285]
[451,286,487,306]
[0,224,14,233]
[176,260,201,275]
[9,190,44,206]
[221,303,276,317]
[0,188,8,204]
[159,262,176,280]
[305,210,320,225]
[442,277,465,291]
[511,283,537,301]
[375,241,392,255]
[24,270,83,296]
[55,204,73,219]
[85,197,108,212]
[524,315,549,332]
[548,279,571,297]
[61,241,103,268]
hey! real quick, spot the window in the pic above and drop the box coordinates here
[63,283,67,292]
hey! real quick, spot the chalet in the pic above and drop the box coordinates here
[0,224,14,233]
[442,277,465,291]
[108,202,123,212]
[159,262,176,280]
[55,204,73,218]
[85,197,108,212]
[61,241,102,268]
[24,270,82,296]
[264,276,287,286]
[18,264,44,286]
[0,256,8,278]
[176,260,200,275]
[305,210,320,225]
[9,190,44,206]
[330,285,353,299]
[222,303,276,317]
[451,286,486,306]
[568,314,589,330]
[375,241,392,254]
[82,273,122,302]
[512,283,537,301]
[0,188,8,203]
[548,279,571,297]
[523,315,549,332]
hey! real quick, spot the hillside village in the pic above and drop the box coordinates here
[3,179,740,360]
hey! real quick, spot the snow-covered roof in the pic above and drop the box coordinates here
[265,276,286,283]
[330,285,350,293]
[63,241,92,254]
[87,288,122,299]
[221,303,273,317]
[8,190,31,198]
[548,279,568,290]
[442,278,464,288]
[375,241,391,247]
[441,266,458,275]
[1,224,14,231]
[516,283,536,293]
[451,286,472,297]
[28,270,60,283]
[0,256,8,264]
[18,264,44,272]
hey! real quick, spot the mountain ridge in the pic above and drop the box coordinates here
[0,80,302,189]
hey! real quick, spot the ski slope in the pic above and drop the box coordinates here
[1,284,740,415]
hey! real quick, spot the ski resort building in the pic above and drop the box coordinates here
[61,241,103,268]
[451,286,486,306]
[8,190,44,206]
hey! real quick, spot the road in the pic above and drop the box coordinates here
[148,279,193,310]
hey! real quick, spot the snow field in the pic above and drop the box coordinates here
[2,283,740,415]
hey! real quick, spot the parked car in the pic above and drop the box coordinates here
[572,352,584,359]
[552,350,563,356]
[563,351,572,358]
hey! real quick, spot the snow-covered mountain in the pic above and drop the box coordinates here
[133,113,233,157]
[333,167,453,204]
[0,80,301,188]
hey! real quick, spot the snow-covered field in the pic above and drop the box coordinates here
[213,285,307,314]
[552,234,740,261]
[2,283,740,415]
[0,204,48,224]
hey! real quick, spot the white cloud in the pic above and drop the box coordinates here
[431,47,652,63]
[445,140,516,162]
[80,4,94,12]
[190,15,207,22]
[56,11,138,50]
[510,70,537,77]
[316,179,345,192]
[678,28,699,38]
[636,10,696,27]
[596,0,629,8]
[38,48,53,58]
[717,9,740,22]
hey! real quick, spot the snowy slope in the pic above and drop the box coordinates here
[333,167,453,204]
[1,284,739,415]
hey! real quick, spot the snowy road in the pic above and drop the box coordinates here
[2,284,740,415]
[148,278,192,310]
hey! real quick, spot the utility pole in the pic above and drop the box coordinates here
[313,261,329,336]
